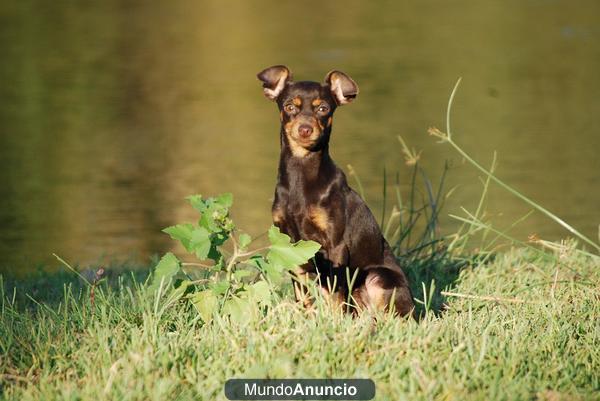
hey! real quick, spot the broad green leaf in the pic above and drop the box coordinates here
[214,192,233,209]
[147,252,181,294]
[233,270,252,281]
[245,281,272,306]
[263,262,284,284]
[222,297,252,325]
[247,255,265,269]
[162,223,194,252]
[267,226,321,269]
[210,280,230,295]
[190,289,217,323]
[238,233,252,251]
[248,256,284,284]
[199,211,219,232]
[186,194,206,212]
[171,279,193,301]
[189,227,211,259]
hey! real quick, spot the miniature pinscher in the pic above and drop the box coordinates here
[257,65,414,317]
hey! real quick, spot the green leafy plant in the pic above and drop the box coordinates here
[146,193,321,325]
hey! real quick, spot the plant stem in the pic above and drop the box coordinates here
[53,254,91,285]
[445,135,600,253]
[237,246,270,258]
[182,262,213,269]
[433,78,600,254]
[441,291,537,304]
[225,233,239,281]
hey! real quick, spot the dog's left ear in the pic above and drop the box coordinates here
[257,65,292,100]
[325,70,359,105]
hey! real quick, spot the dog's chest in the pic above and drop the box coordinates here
[272,194,326,242]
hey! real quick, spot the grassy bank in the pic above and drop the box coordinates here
[1,246,598,400]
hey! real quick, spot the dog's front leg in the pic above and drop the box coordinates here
[291,263,318,308]
[309,204,347,269]
[293,265,346,311]
[328,242,348,269]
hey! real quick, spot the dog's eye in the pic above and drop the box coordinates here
[317,105,329,113]
[284,104,297,113]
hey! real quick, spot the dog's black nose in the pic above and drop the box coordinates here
[298,124,313,138]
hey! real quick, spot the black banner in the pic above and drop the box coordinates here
[224,379,375,400]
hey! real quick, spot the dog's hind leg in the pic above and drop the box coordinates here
[358,267,414,317]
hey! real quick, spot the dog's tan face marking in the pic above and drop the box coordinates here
[276,82,338,158]
[327,116,332,127]
[288,138,310,157]
[258,68,358,159]
[284,119,313,157]
[309,206,329,231]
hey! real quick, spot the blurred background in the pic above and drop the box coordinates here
[1,0,599,273]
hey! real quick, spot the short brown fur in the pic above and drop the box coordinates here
[257,65,415,317]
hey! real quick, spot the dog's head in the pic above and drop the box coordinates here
[257,65,358,156]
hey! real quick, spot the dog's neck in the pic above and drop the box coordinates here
[278,128,334,186]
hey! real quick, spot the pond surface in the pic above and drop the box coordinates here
[1,0,599,272]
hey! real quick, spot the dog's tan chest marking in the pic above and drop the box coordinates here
[309,206,330,231]
[272,207,285,224]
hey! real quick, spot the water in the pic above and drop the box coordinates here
[1,0,599,272]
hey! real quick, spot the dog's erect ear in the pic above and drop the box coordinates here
[325,70,359,105]
[257,65,292,100]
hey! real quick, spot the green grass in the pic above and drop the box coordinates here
[1,246,598,401]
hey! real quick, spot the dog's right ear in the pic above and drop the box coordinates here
[257,65,291,100]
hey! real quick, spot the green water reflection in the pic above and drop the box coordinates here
[1,0,599,271]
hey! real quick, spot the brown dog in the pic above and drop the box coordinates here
[258,65,414,317]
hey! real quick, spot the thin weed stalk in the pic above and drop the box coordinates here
[429,78,600,254]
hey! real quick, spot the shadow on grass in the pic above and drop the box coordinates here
[1,255,476,321]
[381,161,476,318]
[0,264,150,310]
[401,250,471,317]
